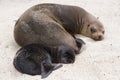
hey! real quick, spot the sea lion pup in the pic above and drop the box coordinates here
[13,44,76,78]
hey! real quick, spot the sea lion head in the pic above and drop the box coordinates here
[56,45,75,64]
[81,17,105,41]
[86,21,105,41]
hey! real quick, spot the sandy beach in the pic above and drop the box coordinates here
[0,0,120,80]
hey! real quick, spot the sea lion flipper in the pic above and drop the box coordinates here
[75,38,85,48]
[41,70,52,79]
[41,62,54,78]
[72,35,85,47]
[52,64,63,70]
[41,63,63,78]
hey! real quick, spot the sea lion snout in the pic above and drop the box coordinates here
[92,30,104,41]
[91,31,104,41]
[98,35,103,40]
[93,34,104,41]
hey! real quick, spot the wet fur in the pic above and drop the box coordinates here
[14,3,104,55]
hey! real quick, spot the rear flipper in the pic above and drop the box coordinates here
[72,35,85,49]
[74,38,86,54]
[75,38,85,48]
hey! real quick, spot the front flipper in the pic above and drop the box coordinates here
[52,64,63,70]
[41,62,62,78]
[75,38,86,54]
[75,38,85,48]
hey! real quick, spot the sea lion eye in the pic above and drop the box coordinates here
[88,24,90,27]
[90,27,97,33]
[102,31,105,34]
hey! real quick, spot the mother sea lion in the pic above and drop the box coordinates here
[14,3,104,52]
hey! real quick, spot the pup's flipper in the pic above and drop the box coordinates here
[41,62,63,78]
[75,38,85,52]
[40,62,54,79]
[53,64,63,70]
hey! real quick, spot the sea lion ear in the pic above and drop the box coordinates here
[87,24,90,27]
[41,62,54,79]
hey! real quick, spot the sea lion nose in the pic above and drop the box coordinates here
[98,35,102,40]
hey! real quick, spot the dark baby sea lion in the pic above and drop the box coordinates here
[13,44,76,78]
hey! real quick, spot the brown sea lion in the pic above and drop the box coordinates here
[14,4,89,53]
[13,44,76,78]
[14,4,104,49]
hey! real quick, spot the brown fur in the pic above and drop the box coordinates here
[14,3,104,50]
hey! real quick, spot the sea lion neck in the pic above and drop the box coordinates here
[77,13,86,34]
[49,5,84,35]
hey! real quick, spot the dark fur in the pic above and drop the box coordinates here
[13,44,76,78]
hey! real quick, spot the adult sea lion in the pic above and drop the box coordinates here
[14,3,89,53]
[13,44,76,78]
[14,4,105,49]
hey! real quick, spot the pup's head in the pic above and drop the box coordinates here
[55,45,75,64]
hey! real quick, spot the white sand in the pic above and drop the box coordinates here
[0,0,120,80]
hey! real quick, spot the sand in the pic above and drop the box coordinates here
[0,0,120,80]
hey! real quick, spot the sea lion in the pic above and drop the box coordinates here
[14,4,104,48]
[13,44,76,78]
[14,4,104,54]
